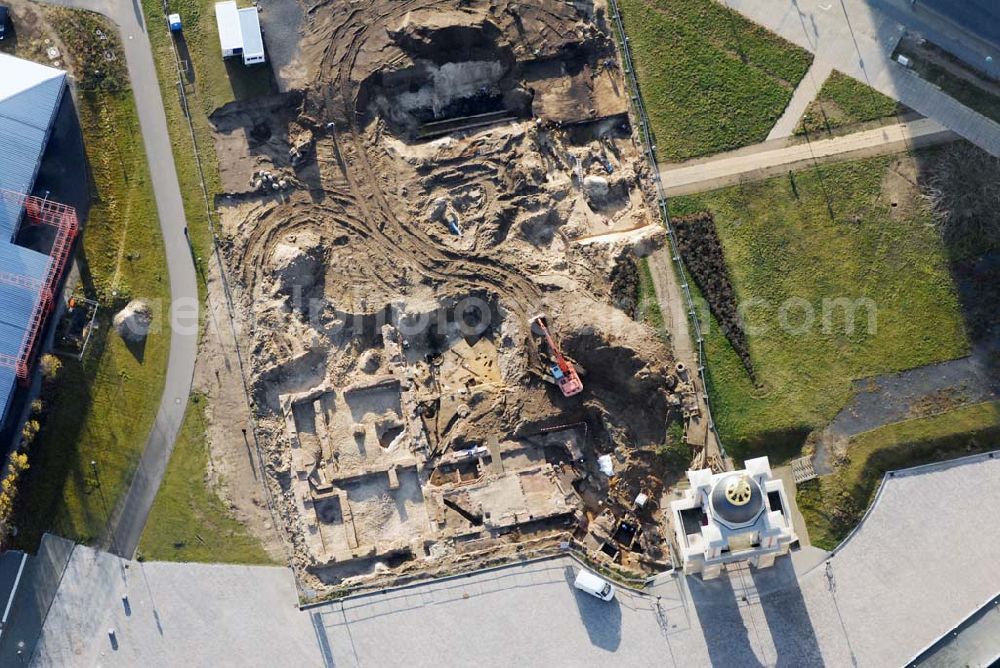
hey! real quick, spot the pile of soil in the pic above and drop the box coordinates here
[268,231,325,296]
[609,255,640,319]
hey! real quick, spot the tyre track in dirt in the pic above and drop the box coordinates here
[316,1,543,320]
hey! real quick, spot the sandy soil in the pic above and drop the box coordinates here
[202,0,696,593]
[193,261,287,561]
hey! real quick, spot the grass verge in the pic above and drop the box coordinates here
[140,0,227,277]
[670,155,968,462]
[11,10,170,549]
[138,394,272,563]
[618,0,812,161]
[637,257,666,336]
[795,70,902,136]
[797,401,1000,550]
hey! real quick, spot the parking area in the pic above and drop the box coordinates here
[19,452,1000,667]
[310,559,672,667]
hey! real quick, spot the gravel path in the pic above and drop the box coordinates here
[826,343,999,441]
[660,117,954,195]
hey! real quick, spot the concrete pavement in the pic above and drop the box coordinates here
[39,0,199,557]
[20,450,1000,666]
[660,116,955,195]
[767,60,833,140]
[725,0,1000,157]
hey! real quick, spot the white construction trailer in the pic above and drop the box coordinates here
[214,1,265,66]
[237,7,265,64]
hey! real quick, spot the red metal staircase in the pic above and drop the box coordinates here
[0,189,79,382]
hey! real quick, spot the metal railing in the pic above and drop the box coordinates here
[605,0,728,460]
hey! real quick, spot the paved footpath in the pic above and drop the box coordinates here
[40,0,198,557]
[725,0,1000,157]
[767,60,833,140]
[660,116,954,195]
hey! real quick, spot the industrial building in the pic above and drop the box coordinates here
[0,54,79,433]
[214,1,265,66]
[671,456,796,578]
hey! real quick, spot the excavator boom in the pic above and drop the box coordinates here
[531,316,583,397]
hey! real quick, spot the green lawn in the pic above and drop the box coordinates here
[617,0,813,161]
[136,0,276,562]
[11,11,170,549]
[139,395,272,563]
[797,401,1000,550]
[796,70,902,136]
[670,155,968,462]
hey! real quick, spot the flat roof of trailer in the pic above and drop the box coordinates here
[214,1,242,52]
[238,7,263,58]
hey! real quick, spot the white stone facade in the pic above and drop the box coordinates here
[671,456,796,579]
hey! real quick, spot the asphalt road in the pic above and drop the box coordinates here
[660,117,955,195]
[39,0,198,557]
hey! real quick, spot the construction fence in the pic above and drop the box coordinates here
[605,0,729,461]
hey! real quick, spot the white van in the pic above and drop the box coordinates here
[574,569,615,601]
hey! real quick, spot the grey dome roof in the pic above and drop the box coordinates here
[710,474,764,526]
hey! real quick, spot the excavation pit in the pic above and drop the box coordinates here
[210,0,682,596]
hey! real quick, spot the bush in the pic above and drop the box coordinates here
[921,142,1000,258]
[0,453,30,546]
[673,212,755,380]
[39,354,63,382]
[21,420,41,445]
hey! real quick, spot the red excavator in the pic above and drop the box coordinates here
[531,315,583,397]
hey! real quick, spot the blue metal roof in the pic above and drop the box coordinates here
[0,322,26,419]
[0,362,17,420]
[0,54,65,426]
[0,246,48,425]
[0,53,66,241]
[0,235,52,282]
[0,117,45,240]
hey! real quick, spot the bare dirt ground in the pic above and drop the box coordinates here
[199,0,708,595]
[193,263,288,561]
[0,0,69,66]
